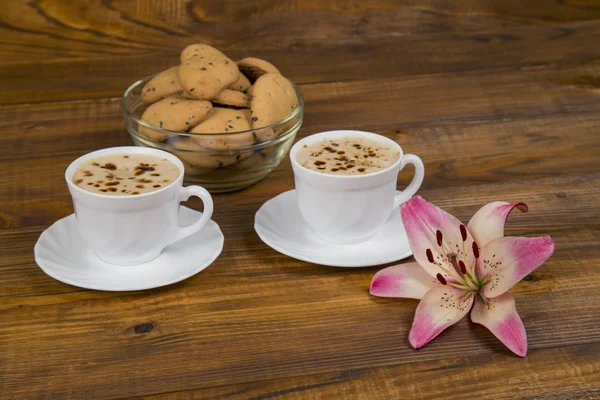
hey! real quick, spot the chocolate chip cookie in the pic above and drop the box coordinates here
[139,95,212,142]
[250,73,298,129]
[190,108,254,151]
[178,55,240,100]
[141,66,182,103]
[180,44,226,63]
[228,73,251,92]
[212,89,250,108]
[236,57,281,83]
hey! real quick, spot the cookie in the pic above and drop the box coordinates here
[232,150,268,171]
[178,55,240,100]
[250,73,298,132]
[180,44,226,63]
[190,108,255,151]
[212,89,250,108]
[173,137,243,169]
[141,66,182,103]
[228,73,251,92]
[236,57,281,83]
[252,126,277,143]
[246,85,254,97]
[139,95,212,142]
[178,90,195,99]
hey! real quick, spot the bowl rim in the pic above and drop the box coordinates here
[120,73,304,138]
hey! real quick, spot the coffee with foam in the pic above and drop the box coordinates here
[72,153,179,195]
[295,135,400,175]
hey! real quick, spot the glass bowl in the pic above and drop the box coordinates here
[121,75,304,192]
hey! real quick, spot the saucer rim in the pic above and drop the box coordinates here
[34,206,224,291]
[254,189,413,268]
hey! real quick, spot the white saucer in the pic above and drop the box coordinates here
[34,206,224,291]
[254,190,413,267]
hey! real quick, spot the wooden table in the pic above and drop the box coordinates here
[1,1,599,399]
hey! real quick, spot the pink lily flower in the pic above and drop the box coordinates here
[370,196,554,357]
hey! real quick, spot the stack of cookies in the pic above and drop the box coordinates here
[137,44,299,174]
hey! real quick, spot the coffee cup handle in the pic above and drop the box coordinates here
[394,154,425,209]
[170,185,214,244]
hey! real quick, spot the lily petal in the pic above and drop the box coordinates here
[401,196,475,281]
[478,236,555,298]
[471,292,527,357]
[467,202,528,247]
[408,285,473,349]
[370,262,438,299]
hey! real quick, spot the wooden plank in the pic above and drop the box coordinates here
[0,98,129,161]
[302,64,600,132]
[2,60,600,161]
[139,342,600,400]
[1,257,598,393]
[2,0,600,62]
[1,226,598,399]
[1,18,600,103]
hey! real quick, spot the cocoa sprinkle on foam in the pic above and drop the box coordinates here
[296,135,400,176]
[72,153,179,196]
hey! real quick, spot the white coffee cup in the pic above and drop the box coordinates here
[290,130,424,244]
[65,146,214,265]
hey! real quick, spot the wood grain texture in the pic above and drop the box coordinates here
[140,343,600,400]
[1,1,600,399]
[3,2,600,104]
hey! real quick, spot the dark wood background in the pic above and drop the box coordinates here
[1,1,599,399]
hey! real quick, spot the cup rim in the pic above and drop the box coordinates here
[65,146,184,200]
[290,130,404,180]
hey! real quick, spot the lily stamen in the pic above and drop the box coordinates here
[447,253,478,291]
[426,248,434,263]
[461,291,474,301]
[436,274,472,291]
[472,241,479,259]
[457,259,480,289]
[436,273,447,285]
[468,241,481,285]
[433,260,463,283]
[458,260,467,274]
[460,225,467,242]
[467,257,479,285]
[425,249,465,284]
[447,282,471,290]
[436,240,471,286]
[479,293,491,310]
[460,224,467,264]
[434,231,471,287]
